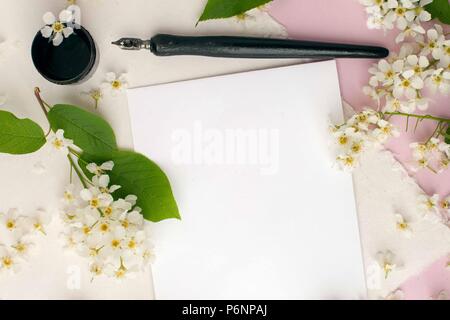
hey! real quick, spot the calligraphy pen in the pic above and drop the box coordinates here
[112,34,388,59]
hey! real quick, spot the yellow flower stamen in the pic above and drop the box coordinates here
[6,219,15,230]
[52,138,63,149]
[2,256,13,268]
[52,21,64,33]
[338,135,348,145]
[111,239,120,248]
[90,198,99,208]
[128,239,136,250]
[111,80,122,90]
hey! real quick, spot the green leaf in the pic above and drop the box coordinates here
[48,104,117,158]
[81,150,180,222]
[198,0,272,22]
[0,110,46,154]
[425,0,450,25]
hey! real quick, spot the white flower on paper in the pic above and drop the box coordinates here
[28,209,51,235]
[418,193,441,222]
[376,250,400,279]
[40,10,75,46]
[0,208,49,275]
[394,213,412,237]
[0,208,23,232]
[11,236,35,260]
[385,289,404,300]
[104,257,138,280]
[102,72,129,95]
[49,129,74,155]
[336,154,357,171]
[0,247,19,273]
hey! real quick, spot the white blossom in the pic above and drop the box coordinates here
[394,213,412,238]
[418,193,442,222]
[40,10,75,46]
[418,25,448,61]
[102,72,128,95]
[375,250,401,279]
[49,129,74,155]
[0,208,49,275]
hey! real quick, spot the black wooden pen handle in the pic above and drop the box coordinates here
[149,34,389,59]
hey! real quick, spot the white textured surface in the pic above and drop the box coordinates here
[0,0,287,299]
[343,102,450,299]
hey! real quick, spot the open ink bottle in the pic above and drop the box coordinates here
[31,18,97,85]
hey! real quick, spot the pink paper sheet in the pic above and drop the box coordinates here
[268,0,449,299]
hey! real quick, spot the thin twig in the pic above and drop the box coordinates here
[384,111,450,124]
[67,154,88,189]
[34,87,49,117]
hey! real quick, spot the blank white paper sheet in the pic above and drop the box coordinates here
[127,60,367,300]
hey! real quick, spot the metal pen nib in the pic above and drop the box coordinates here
[112,38,151,50]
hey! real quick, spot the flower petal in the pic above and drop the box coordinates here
[80,189,92,201]
[105,72,117,82]
[59,9,73,23]
[52,33,63,46]
[98,175,110,188]
[63,27,73,38]
[43,12,56,25]
[40,26,53,38]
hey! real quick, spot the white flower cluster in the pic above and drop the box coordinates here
[331,109,399,170]
[364,26,449,113]
[410,137,450,172]
[61,161,154,280]
[418,193,450,224]
[0,209,49,275]
[359,0,432,39]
